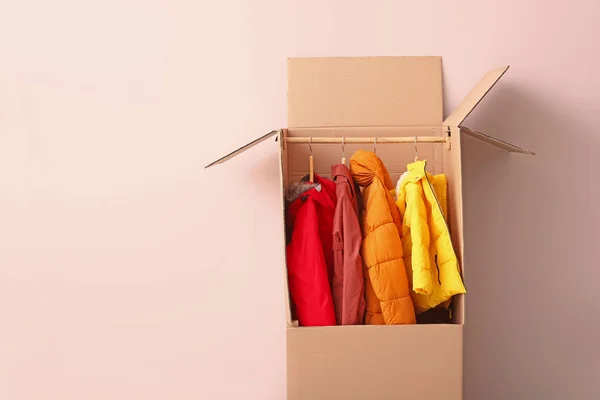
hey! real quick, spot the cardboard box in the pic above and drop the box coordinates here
[206,57,533,400]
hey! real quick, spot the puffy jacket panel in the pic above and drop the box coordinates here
[396,161,466,314]
[350,150,416,325]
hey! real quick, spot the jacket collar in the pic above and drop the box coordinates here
[332,163,357,198]
[332,163,352,181]
[396,160,428,197]
[332,163,354,187]
[407,160,427,178]
[405,160,427,182]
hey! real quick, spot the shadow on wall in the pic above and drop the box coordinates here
[461,85,596,399]
[248,144,282,198]
[203,139,282,202]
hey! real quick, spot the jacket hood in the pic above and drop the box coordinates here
[349,150,394,189]
[285,179,320,203]
[285,174,337,244]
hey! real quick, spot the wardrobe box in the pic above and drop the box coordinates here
[206,57,533,400]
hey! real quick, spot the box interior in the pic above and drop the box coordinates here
[280,126,465,327]
[281,127,466,400]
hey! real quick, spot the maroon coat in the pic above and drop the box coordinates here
[331,164,366,325]
[286,175,336,326]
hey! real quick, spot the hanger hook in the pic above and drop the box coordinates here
[342,137,345,158]
[414,136,419,159]
[373,137,377,154]
[309,137,312,154]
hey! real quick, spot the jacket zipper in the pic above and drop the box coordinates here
[423,160,451,287]
[422,160,451,232]
[434,254,442,285]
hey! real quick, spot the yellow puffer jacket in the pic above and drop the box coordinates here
[350,150,416,325]
[395,160,466,314]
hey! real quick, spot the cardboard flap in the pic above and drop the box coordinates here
[444,66,509,127]
[288,57,443,128]
[462,127,535,155]
[204,130,280,168]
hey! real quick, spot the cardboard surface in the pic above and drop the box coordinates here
[287,57,443,128]
[444,127,466,324]
[287,325,463,400]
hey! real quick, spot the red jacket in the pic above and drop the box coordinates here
[286,175,336,326]
[332,164,366,325]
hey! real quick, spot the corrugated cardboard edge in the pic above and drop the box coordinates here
[443,66,510,127]
[278,130,295,326]
[204,130,280,168]
[461,127,535,155]
[445,127,466,324]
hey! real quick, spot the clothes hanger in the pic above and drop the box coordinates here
[341,137,346,165]
[414,136,419,162]
[309,137,314,183]
[373,137,377,155]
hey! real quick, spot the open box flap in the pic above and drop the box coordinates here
[461,127,535,155]
[288,57,443,128]
[204,130,280,168]
[443,66,509,127]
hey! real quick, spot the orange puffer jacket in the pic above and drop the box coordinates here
[350,150,416,325]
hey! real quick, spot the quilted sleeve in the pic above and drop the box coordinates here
[361,182,416,325]
[340,192,366,325]
[405,182,433,295]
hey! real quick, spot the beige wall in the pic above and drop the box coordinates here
[0,1,598,399]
